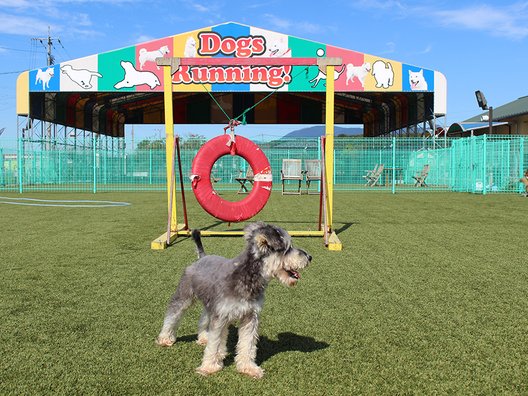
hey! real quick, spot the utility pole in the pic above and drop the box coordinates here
[32,26,62,148]
[32,26,61,66]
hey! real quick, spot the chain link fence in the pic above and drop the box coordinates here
[1,135,526,194]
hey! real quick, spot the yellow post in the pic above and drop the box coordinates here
[163,65,177,232]
[324,64,342,251]
[325,65,335,230]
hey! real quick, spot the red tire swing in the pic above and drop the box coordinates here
[190,134,272,223]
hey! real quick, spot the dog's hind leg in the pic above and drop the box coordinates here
[196,309,209,345]
[156,275,194,347]
[196,316,228,376]
[235,312,264,379]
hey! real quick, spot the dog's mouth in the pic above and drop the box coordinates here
[287,269,300,279]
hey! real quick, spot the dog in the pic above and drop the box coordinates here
[60,65,102,89]
[371,60,394,89]
[184,36,197,58]
[114,61,160,90]
[409,69,428,91]
[35,67,54,90]
[156,222,312,379]
[345,62,371,87]
[138,45,170,70]
[308,64,345,88]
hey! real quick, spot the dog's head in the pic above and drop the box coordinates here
[244,222,311,286]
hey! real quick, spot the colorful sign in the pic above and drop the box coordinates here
[28,22,442,96]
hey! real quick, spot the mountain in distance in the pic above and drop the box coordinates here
[282,125,363,138]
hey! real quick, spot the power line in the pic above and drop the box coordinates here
[32,26,61,66]
[0,70,25,75]
[0,46,45,53]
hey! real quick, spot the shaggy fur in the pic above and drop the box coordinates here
[156,222,312,379]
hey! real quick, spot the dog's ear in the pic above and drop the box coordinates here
[244,222,266,241]
[254,225,288,254]
[255,233,272,253]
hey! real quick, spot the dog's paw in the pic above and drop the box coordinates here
[237,364,265,379]
[196,363,223,376]
[155,335,175,347]
[196,334,208,346]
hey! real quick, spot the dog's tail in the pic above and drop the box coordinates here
[191,229,206,259]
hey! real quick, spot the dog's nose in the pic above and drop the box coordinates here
[307,254,312,262]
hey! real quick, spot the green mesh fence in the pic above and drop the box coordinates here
[1,135,526,194]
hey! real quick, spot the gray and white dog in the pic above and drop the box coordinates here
[156,222,312,379]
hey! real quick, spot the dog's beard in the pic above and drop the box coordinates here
[263,251,306,287]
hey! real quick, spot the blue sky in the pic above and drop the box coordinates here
[1,0,527,140]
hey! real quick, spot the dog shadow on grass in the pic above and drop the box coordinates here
[176,327,329,366]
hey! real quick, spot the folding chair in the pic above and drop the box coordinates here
[281,159,303,195]
[304,159,322,194]
[235,167,254,194]
[366,164,384,186]
[362,164,379,186]
[412,164,430,187]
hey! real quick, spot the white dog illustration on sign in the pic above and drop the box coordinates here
[35,68,54,90]
[308,65,345,88]
[345,62,371,87]
[372,60,393,89]
[114,61,160,90]
[409,69,428,90]
[184,36,197,57]
[139,45,170,70]
[61,65,102,89]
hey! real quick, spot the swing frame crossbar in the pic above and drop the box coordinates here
[151,57,343,251]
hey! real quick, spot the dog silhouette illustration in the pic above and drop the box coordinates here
[35,68,54,90]
[409,69,428,91]
[114,61,160,90]
[139,45,170,70]
[308,65,345,88]
[184,37,197,58]
[345,62,371,87]
[372,60,394,89]
[61,65,102,89]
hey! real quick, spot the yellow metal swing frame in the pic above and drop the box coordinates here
[151,57,342,251]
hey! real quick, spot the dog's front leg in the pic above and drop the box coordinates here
[235,311,264,379]
[196,316,227,376]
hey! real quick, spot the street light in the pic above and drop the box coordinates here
[475,90,493,135]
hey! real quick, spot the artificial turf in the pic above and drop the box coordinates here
[0,191,527,395]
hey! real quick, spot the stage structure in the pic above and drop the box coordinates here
[15,22,447,249]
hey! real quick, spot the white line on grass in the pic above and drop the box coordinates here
[0,196,131,208]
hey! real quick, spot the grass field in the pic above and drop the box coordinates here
[1,191,527,395]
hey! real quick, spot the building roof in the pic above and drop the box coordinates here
[447,122,508,135]
[16,21,447,138]
[465,95,528,122]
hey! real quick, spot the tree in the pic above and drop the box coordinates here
[136,139,165,150]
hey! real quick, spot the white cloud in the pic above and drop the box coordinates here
[351,1,528,40]
[263,14,322,34]
[0,0,32,7]
[434,4,528,40]
[418,44,432,54]
[264,14,292,30]
[353,0,405,11]
[0,13,55,35]
[383,41,396,54]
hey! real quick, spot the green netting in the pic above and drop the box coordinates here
[1,135,526,194]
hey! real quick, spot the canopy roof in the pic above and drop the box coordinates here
[464,95,528,122]
[16,22,447,138]
[447,122,508,136]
